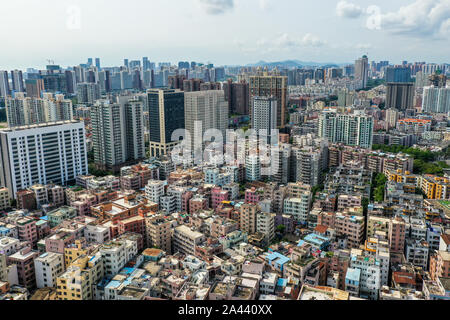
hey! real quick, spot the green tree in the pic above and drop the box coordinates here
[311,184,324,203]
[362,197,369,216]
[0,108,6,122]
[276,225,286,234]
[87,150,95,163]
[372,144,448,176]
[374,186,385,202]
[88,164,111,177]
[371,173,387,203]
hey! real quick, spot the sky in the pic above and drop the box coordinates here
[0,0,449,70]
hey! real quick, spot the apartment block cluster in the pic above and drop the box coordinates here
[0,137,448,301]
[0,57,449,301]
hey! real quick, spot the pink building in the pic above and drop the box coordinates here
[16,218,39,246]
[389,217,406,254]
[182,191,193,213]
[211,218,239,238]
[189,197,208,214]
[337,195,362,211]
[317,211,335,227]
[70,193,97,216]
[245,188,261,205]
[118,216,146,246]
[121,175,141,191]
[211,187,229,209]
[36,220,51,239]
[45,231,76,254]
[7,247,39,290]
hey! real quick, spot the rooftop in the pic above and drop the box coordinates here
[0,120,81,132]
[266,252,290,266]
[299,285,349,301]
[345,268,361,282]
[118,286,147,299]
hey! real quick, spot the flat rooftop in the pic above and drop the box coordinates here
[118,286,147,299]
[0,120,81,132]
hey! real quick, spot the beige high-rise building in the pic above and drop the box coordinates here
[355,55,369,89]
[0,253,7,282]
[240,203,259,234]
[249,69,288,128]
[91,98,145,172]
[256,211,275,245]
[385,108,399,130]
[0,187,9,210]
[145,214,172,254]
[287,182,311,198]
[5,94,73,128]
[172,225,205,256]
[184,90,228,149]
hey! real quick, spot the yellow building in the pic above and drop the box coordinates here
[287,182,311,198]
[387,170,419,186]
[56,253,103,300]
[63,239,99,268]
[366,216,390,238]
[420,175,450,200]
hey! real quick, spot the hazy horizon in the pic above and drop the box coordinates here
[1,0,449,70]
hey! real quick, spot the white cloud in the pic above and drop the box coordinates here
[301,33,327,47]
[337,0,450,39]
[238,33,326,55]
[256,37,269,47]
[271,33,327,49]
[441,18,450,34]
[198,0,234,15]
[275,33,298,48]
[259,0,270,10]
[355,43,372,50]
[366,0,450,38]
[336,1,364,18]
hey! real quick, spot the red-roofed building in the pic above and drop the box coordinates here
[392,271,422,291]
[314,225,328,236]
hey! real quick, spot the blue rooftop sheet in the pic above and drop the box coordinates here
[105,280,122,289]
[346,268,361,282]
[303,233,329,246]
[97,277,111,288]
[121,267,135,275]
[277,278,288,287]
[266,252,290,265]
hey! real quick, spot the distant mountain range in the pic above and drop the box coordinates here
[246,60,349,68]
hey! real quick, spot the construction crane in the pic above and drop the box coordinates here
[46,59,55,65]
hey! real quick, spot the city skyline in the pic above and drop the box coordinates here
[1,0,449,70]
[0,0,450,305]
